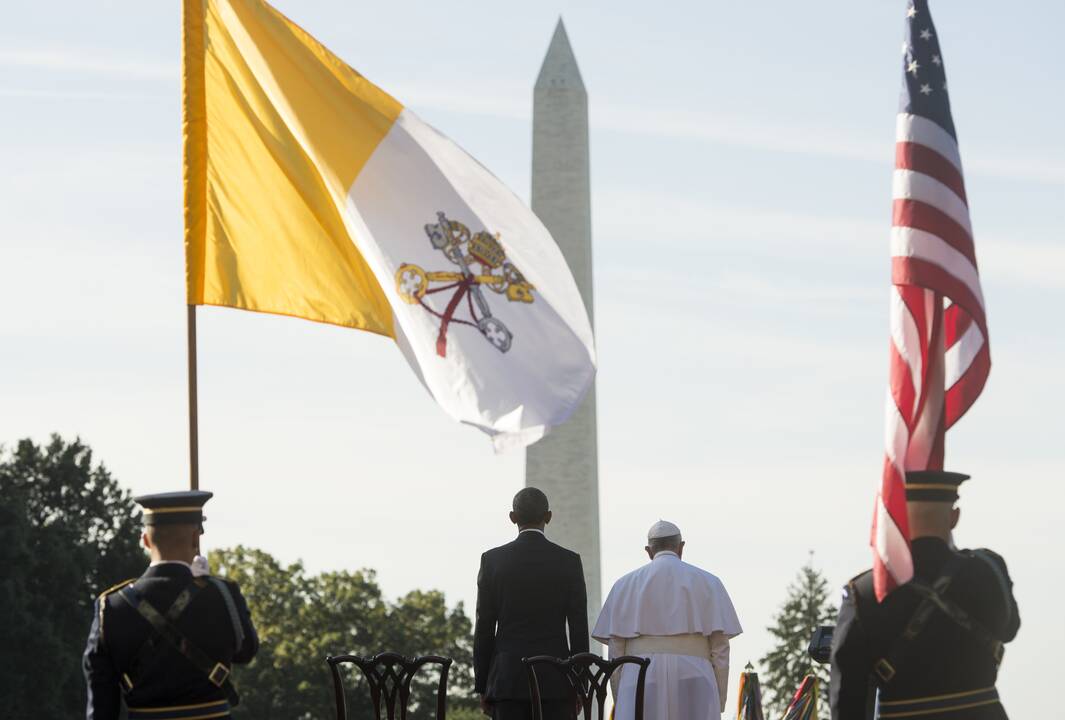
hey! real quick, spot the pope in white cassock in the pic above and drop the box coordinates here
[592,521,742,719]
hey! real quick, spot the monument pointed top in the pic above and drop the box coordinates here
[535,17,585,92]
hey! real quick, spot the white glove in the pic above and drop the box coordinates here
[191,554,210,577]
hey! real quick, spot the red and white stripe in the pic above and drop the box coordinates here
[872,113,990,600]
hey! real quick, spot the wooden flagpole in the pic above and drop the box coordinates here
[187,304,200,490]
[182,0,206,492]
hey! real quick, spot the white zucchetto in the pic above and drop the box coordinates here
[647,519,682,541]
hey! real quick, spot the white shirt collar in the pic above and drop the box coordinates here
[652,550,679,560]
[149,560,192,569]
[519,528,546,536]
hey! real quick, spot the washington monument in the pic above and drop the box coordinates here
[526,18,601,640]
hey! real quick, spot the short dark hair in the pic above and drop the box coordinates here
[648,534,682,555]
[512,487,550,525]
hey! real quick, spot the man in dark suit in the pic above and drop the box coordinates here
[830,471,1020,719]
[83,491,258,720]
[474,487,589,720]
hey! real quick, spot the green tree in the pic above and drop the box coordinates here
[0,435,145,719]
[759,554,835,718]
[212,546,476,720]
[0,435,477,719]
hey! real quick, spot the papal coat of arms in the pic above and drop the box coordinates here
[395,212,535,358]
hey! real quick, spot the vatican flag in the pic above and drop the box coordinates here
[183,0,595,449]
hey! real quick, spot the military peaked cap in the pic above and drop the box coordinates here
[904,470,970,502]
[134,490,213,527]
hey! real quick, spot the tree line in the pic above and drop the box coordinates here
[0,434,833,719]
[0,436,478,720]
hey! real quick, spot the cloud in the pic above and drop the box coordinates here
[978,237,1065,292]
[398,80,1064,186]
[965,154,1065,186]
[395,80,1065,187]
[594,102,1065,186]
[394,82,529,122]
[6,46,1061,185]
[0,88,167,101]
[595,100,884,164]
[0,49,175,80]
[595,188,884,247]
[595,188,1065,292]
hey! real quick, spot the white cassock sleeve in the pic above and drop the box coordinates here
[709,631,730,712]
[607,638,627,700]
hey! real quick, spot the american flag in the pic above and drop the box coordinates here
[872,0,990,600]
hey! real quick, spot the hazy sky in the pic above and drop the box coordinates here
[2,1,1062,715]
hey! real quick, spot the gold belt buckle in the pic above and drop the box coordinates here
[208,663,230,687]
[875,659,896,683]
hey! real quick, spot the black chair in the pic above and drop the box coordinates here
[326,652,452,720]
[523,653,651,720]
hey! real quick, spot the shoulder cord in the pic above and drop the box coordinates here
[207,577,245,651]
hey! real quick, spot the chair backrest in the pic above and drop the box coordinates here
[523,653,651,720]
[326,652,452,720]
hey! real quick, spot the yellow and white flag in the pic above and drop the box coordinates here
[182,0,595,449]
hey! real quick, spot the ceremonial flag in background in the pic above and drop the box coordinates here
[182,0,595,449]
[873,0,990,598]
[780,676,820,720]
[735,664,765,720]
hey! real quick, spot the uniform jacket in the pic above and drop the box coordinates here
[473,530,589,700]
[82,563,259,720]
[830,537,1019,720]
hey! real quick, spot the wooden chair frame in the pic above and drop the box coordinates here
[326,652,452,720]
[523,652,651,720]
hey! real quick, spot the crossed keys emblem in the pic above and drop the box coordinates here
[395,212,535,358]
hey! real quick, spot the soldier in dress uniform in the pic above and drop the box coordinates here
[830,471,1020,720]
[83,491,258,720]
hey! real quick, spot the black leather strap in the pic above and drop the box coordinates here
[873,554,962,687]
[873,552,1003,689]
[167,581,202,621]
[121,580,207,692]
[906,577,1004,666]
[117,582,240,705]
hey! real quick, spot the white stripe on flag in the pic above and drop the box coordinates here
[884,389,910,469]
[892,169,972,236]
[890,286,924,403]
[875,495,913,582]
[896,113,963,172]
[945,322,984,387]
[890,227,985,310]
[904,320,944,470]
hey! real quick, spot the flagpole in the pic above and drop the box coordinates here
[182,0,206,492]
[187,304,200,490]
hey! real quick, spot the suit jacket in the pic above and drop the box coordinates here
[83,563,259,720]
[474,531,588,700]
[830,537,1019,720]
